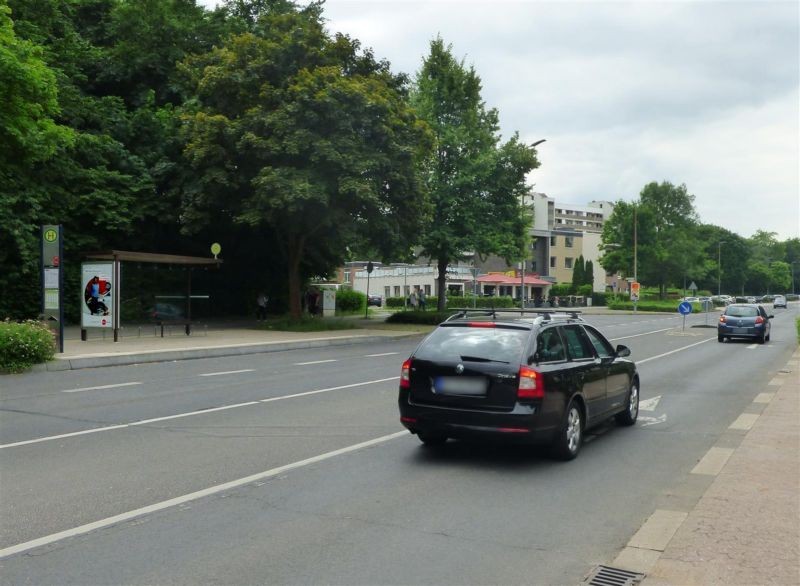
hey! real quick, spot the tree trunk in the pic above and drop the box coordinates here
[437,257,448,312]
[286,234,306,319]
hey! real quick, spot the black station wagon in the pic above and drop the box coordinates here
[398,310,639,460]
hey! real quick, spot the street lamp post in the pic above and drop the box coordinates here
[717,241,726,296]
[520,139,546,309]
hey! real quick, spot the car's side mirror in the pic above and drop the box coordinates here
[768,315,774,319]
[615,345,631,357]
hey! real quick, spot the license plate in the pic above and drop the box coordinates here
[433,377,487,396]
[732,328,748,334]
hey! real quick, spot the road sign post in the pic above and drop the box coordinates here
[630,281,640,313]
[365,261,374,319]
[678,300,692,331]
[41,225,64,353]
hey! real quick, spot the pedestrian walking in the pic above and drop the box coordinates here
[410,289,419,310]
[256,292,268,320]
[418,288,426,311]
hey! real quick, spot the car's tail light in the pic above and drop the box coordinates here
[400,359,411,388]
[755,316,764,324]
[518,366,544,399]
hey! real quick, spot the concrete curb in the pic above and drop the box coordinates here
[32,333,419,372]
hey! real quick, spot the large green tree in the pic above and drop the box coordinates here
[601,181,702,297]
[411,38,540,310]
[179,1,431,317]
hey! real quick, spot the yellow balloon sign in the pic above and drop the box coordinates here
[210,242,221,257]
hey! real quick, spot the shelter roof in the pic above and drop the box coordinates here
[84,250,222,267]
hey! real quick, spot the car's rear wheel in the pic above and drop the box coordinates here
[417,431,447,446]
[717,334,725,343]
[550,400,583,461]
[615,379,639,426]
[759,332,766,344]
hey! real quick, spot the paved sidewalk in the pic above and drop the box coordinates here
[613,347,800,585]
[38,319,421,371]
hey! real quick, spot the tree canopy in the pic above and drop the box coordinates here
[411,38,540,310]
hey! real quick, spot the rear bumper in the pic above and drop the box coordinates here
[398,392,558,444]
[718,324,766,338]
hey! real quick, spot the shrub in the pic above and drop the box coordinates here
[336,289,365,313]
[386,311,455,325]
[0,320,55,373]
[550,283,573,297]
[386,295,516,309]
[607,300,707,312]
[591,292,607,306]
[577,284,593,297]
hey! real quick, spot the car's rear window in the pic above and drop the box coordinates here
[726,306,758,317]
[414,325,529,363]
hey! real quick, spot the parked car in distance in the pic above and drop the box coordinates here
[718,304,773,344]
[398,309,639,460]
[682,296,700,303]
[149,302,184,321]
[773,295,787,309]
[367,294,383,307]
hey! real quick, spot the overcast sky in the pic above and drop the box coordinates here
[204,0,800,241]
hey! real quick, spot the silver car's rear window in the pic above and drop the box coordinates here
[726,306,758,317]
[415,326,529,363]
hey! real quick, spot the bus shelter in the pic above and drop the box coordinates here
[81,250,222,342]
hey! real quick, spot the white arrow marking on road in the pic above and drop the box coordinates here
[639,395,661,412]
[639,414,667,427]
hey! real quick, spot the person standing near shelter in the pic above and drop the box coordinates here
[418,287,426,311]
[410,288,418,310]
[256,292,268,320]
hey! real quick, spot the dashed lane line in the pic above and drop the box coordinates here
[62,382,142,394]
[0,377,399,450]
[294,359,337,366]
[198,369,255,377]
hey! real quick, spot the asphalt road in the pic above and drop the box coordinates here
[1,306,797,584]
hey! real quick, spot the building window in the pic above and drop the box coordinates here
[565,257,574,269]
[394,286,401,296]
[424,285,431,295]
[550,256,556,268]
[343,271,350,283]
[565,236,574,248]
[530,261,537,271]
[550,236,557,246]
[384,286,390,298]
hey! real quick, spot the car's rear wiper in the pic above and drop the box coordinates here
[459,355,510,364]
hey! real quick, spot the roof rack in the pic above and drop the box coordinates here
[445,308,583,322]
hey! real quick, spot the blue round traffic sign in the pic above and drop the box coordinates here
[678,301,692,315]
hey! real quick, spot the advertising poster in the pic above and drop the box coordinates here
[81,262,114,328]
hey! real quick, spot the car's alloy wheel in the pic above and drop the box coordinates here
[616,380,639,426]
[717,334,724,343]
[551,401,583,460]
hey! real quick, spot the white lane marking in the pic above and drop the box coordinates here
[0,431,409,559]
[294,359,337,366]
[0,377,399,450]
[638,337,715,364]
[729,413,759,431]
[199,369,255,377]
[130,402,261,426]
[0,425,131,449]
[365,352,399,357]
[639,396,661,412]
[609,327,675,342]
[62,382,142,394]
[639,414,667,427]
[746,344,758,350]
[261,377,399,403]
[753,393,774,403]
[691,447,734,475]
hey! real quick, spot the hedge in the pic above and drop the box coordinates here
[385,311,456,325]
[385,295,516,309]
[607,300,710,312]
[0,320,55,373]
[336,289,365,313]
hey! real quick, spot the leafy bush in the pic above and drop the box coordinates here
[386,295,516,309]
[550,283,573,297]
[577,284,593,297]
[386,311,456,325]
[0,320,55,373]
[336,289,365,313]
[591,292,607,306]
[258,316,359,331]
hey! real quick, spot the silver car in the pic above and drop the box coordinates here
[773,295,787,309]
